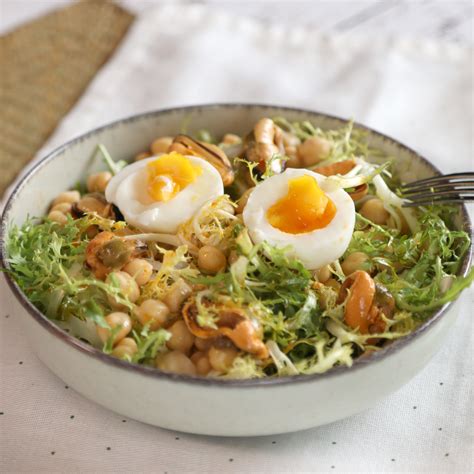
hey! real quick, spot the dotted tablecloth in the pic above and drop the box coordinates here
[1,4,473,473]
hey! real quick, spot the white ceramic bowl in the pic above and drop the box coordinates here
[1,104,472,436]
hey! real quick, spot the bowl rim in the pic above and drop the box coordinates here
[1,102,472,388]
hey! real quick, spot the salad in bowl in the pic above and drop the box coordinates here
[4,113,473,382]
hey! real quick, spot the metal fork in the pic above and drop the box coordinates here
[400,172,474,207]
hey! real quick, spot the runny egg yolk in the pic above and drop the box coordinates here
[267,175,336,234]
[147,152,202,202]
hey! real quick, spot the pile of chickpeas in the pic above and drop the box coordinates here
[91,241,235,376]
[96,275,239,376]
[47,171,113,224]
[46,166,241,377]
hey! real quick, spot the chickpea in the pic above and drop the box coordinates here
[194,337,214,352]
[52,190,81,207]
[96,312,132,345]
[54,191,80,207]
[281,131,300,148]
[197,246,227,274]
[314,265,331,283]
[297,137,331,167]
[168,142,188,155]
[190,351,206,365]
[285,145,300,168]
[360,198,389,225]
[191,351,212,376]
[87,171,112,193]
[75,195,110,216]
[106,271,140,309]
[151,136,173,155]
[341,252,369,276]
[166,320,195,354]
[155,350,197,375]
[135,299,170,330]
[208,346,238,373]
[235,188,253,214]
[52,191,81,206]
[135,151,151,162]
[163,279,192,313]
[123,259,153,286]
[191,283,207,293]
[51,202,72,214]
[222,133,241,145]
[112,337,137,359]
[325,278,341,292]
[47,210,68,225]
[86,225,99,239]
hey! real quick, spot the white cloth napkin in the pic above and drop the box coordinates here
[1,4,473,473]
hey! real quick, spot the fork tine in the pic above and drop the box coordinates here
[403,196,474,207]
[402,189,474,201]
[400,172,474,190]
[401,181,474,195]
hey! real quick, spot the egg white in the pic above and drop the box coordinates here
[105,155,224,233]
[243,168,355,270]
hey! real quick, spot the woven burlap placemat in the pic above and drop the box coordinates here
[0,0,134,196]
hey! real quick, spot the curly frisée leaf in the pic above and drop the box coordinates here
[177,195,238,254]
[6,217,135,322]
[323,162,389,192]
[192,227,312,314]
[222,354,265,379]
[326,316,411,347]
[349,207,474,314]
[239,240,312,312]
[195,290,220,329]
[346,205,472,317]
[295,339,353,374]
[141,245,198,300]
[131,328,171,364]
[266,340,299,376]
[394,267,474,312]
[372,174,418,234]
[83,300,108,329]
[286,291,319,332]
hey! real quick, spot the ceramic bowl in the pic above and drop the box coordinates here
[1,104,472,436]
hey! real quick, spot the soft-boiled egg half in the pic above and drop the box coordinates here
[106,152,223,233]
[243,168,355,269]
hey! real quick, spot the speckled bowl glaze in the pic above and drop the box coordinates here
[1,104,472,436]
